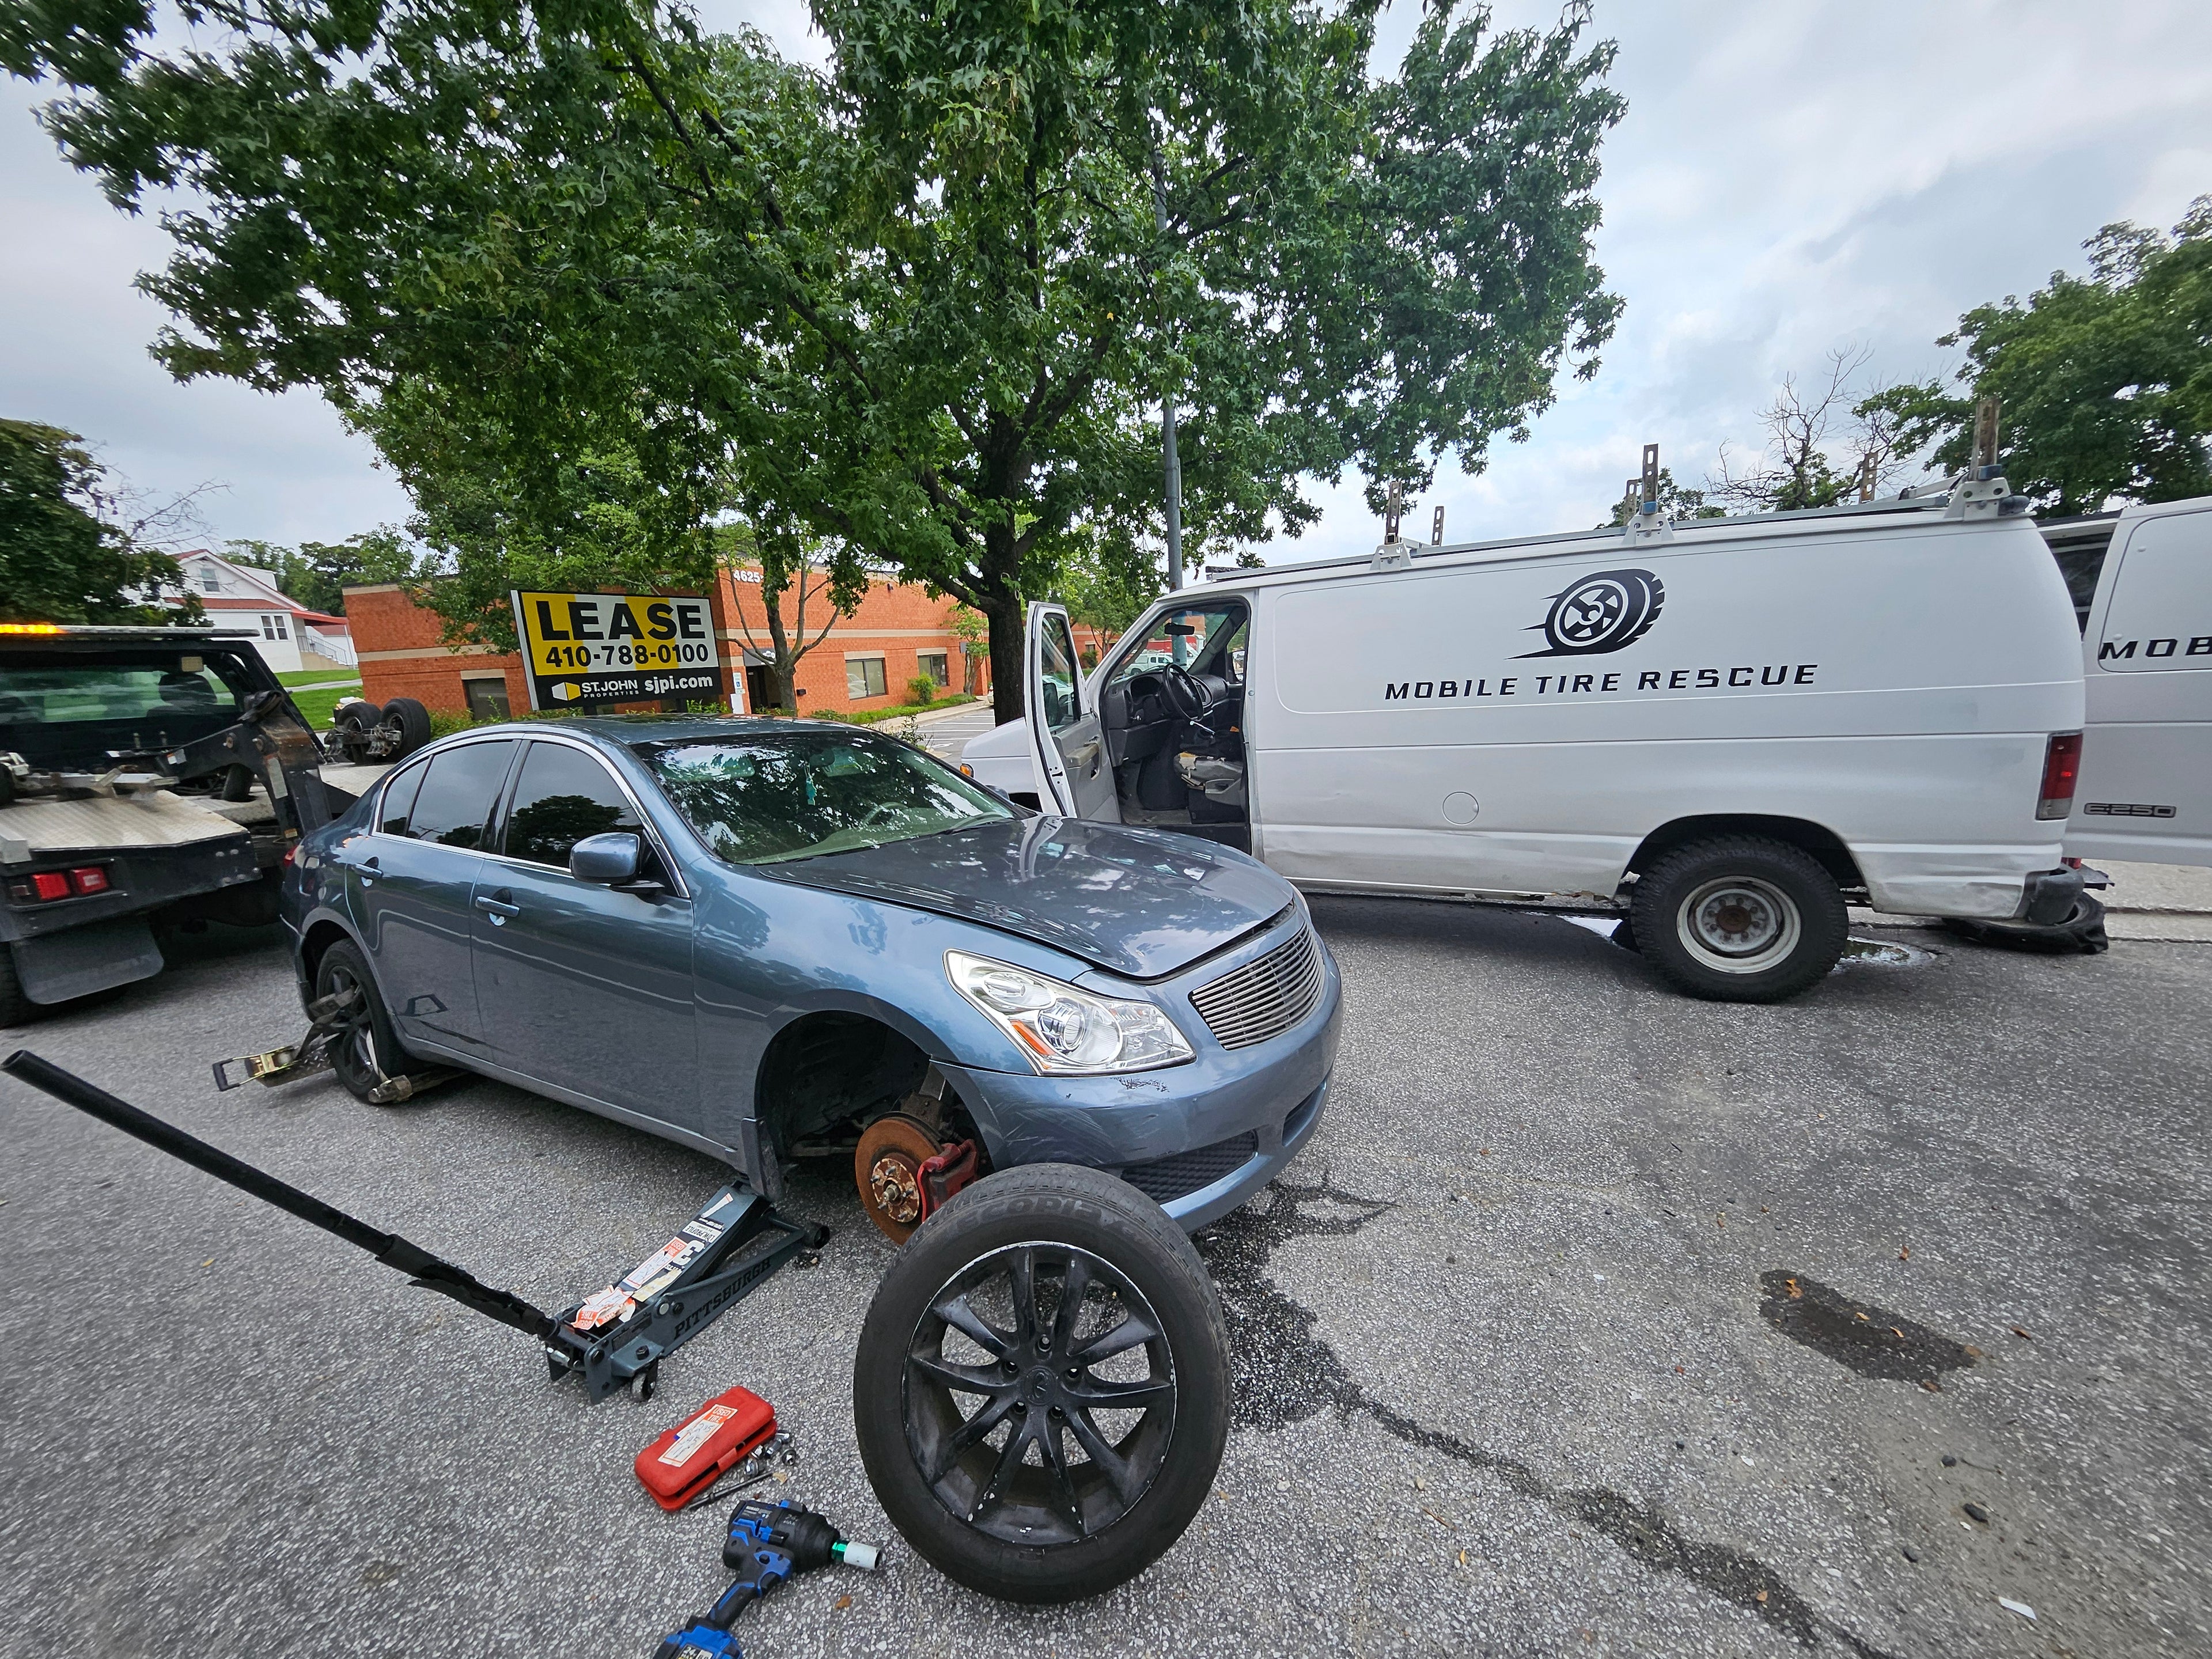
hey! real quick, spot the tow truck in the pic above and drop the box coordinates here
[0,624,421,1023]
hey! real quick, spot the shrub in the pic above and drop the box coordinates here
[905,675,938,705]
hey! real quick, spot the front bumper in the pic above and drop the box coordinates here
[937,924,1342,1233]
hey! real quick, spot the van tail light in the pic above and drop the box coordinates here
[2037,732,2082,820]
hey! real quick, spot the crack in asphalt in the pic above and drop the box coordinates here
[1194,1179,1900,1658]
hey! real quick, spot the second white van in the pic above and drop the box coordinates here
[965,486,2090,1002]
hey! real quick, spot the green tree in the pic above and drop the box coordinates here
[0,419,200,623]
[722,527,866,713]
[1859,199,2212,516]
[6,0,1626,723]
[1059,545,1158,649]
[225,529,421,616]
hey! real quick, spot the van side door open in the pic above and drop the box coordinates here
[2069,499,2212,867]
[1022,602,1119,821]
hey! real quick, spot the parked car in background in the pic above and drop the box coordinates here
[969,484,2090,1002]
[281,719,1338,1238]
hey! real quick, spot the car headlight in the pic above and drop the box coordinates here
[945,950,1195,1074]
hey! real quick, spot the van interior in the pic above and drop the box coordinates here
[1096,598,1251,851]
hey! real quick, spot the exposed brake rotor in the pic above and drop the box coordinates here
[854,1115,945,1244]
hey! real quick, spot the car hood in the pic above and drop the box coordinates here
[756,816,1292,980]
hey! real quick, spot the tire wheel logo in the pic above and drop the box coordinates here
[1523,568,1665,657]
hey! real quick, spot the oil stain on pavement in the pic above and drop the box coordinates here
[1196,1181,1901,1658]
[1758,1270,1977,1385]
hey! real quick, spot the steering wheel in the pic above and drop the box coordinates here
[1155,664,1209,720]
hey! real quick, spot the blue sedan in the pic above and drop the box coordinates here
[281,718,1338,1236]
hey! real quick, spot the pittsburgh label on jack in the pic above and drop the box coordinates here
[509,589,724,711]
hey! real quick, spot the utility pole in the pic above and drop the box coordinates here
[1152,158,1184,593]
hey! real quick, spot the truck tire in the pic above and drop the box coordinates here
[853,1164,1229,1604]
[313,940,408,1101]
[381,698,433,760]
[1631,836,1847,1002]
[0,946,32,1027]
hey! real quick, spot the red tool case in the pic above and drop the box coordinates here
[635,1385,777,1512]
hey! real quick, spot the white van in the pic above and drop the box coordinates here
[2043,495,2212,869]
[965,488,2092,1002]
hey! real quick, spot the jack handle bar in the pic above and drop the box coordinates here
[2,1050,559,1342]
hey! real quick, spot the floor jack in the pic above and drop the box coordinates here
[2,1051,828,1403]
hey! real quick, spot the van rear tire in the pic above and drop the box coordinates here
[1632,836,1847,1002]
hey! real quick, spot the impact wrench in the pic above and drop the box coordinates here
[654,1499,880,1658]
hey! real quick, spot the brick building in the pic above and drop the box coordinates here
[347,567,989,718]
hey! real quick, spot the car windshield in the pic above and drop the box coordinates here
[640,730,1016,865]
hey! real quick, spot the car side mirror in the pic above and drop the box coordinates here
[570,832,641,885]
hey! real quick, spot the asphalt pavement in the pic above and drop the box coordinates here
[2,900,2206,1658]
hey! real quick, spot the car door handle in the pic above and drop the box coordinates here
[474,892,520,924]
[1070,740,1101,774]
[358,854,378,887]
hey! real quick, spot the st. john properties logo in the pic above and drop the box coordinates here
[1520,568,1665,657]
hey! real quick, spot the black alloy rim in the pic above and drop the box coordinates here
[322,961,378,1082]
[903,1242,1176,1547]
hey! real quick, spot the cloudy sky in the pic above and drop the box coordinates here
[3,0,2207,566]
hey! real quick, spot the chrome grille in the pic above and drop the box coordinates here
[1188,927,1323,1050]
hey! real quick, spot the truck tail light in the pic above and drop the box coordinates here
[6,866,113,904]
[2037,732,2082,820]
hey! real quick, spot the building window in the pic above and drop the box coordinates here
[200,570,221,593]
[463,677,512,719]
[272,613,289,641]
[845,655,888,700]
[261,616,277,640]
[916,650,950,688]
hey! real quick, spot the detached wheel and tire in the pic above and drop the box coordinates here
[1631,836,1847,1002]
[314,940,409,1101]
[853,1164,1229,1604]
[381,698,433,759]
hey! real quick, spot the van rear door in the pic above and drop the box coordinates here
[1022,601,1119,820]
[2069,498,2212,868]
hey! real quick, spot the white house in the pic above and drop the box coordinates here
[170,550,357,675]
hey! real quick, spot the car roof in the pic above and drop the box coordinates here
[456,716,900,751]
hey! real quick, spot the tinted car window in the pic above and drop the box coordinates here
[378,761,427,836]
[399,741,513,849]
[504,742,643,868]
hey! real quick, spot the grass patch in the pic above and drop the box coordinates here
[809,692,976,725]
[279,666,361,686]
[290,683,364,729]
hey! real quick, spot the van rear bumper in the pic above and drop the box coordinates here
[1854,842,2070,919]
[2019,865,2087,925]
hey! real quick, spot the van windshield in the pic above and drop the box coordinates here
[639,729,1016,865]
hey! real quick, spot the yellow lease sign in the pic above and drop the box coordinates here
[509,590,722,711]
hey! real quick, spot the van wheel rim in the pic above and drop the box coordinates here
[1677,877,1801,974]
[902,1242,1176,1548]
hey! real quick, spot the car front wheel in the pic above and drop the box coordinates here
[314,940,409,1101]
[1631,835,1847,1002]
